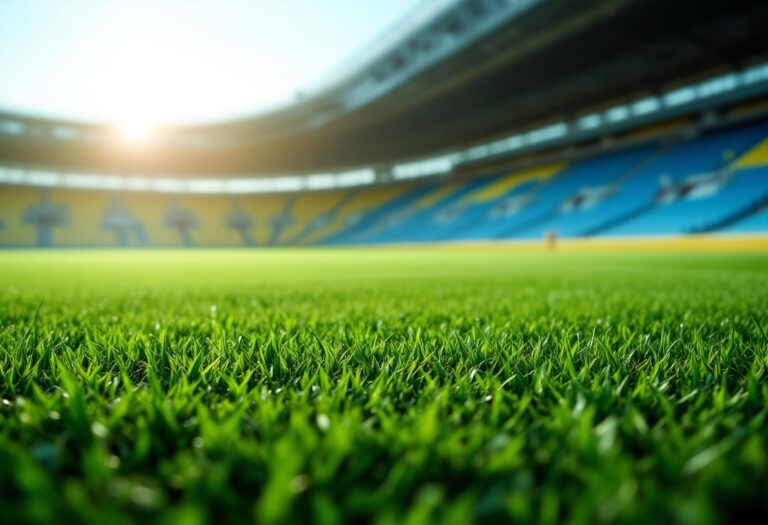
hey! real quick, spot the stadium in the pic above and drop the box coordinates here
[1,0,767,523]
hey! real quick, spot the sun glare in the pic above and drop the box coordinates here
[115,119,155,146]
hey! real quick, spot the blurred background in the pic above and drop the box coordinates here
[1,0,768,249]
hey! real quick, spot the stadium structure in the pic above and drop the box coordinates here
[2,0,768,248]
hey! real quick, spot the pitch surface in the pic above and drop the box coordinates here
[1,250,767,524]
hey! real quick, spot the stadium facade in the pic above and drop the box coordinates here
[1,0,768,247]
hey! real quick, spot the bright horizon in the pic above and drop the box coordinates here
[0,0,422,128]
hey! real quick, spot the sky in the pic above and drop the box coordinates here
[0,0,423,127]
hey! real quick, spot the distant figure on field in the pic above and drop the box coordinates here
[544,230,559,251]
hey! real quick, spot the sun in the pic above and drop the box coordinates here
[115,118,156,146]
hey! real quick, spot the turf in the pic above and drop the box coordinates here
[0,249,767,525]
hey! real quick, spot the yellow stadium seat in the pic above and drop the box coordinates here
[0,186,40,246]
[461,164,564,204]
[236,194,289,245]
[51,188,114,246]
[303,183,414,244]
[274,190,350,245]
[732,136,768,169]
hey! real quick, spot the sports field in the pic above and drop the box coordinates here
[1,249,767,524]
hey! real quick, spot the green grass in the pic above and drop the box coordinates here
[1,249,767,525]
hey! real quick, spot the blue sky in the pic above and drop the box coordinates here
[0,0,422,126]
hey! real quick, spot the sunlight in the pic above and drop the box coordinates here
[114,117,156,146]
[0,1,424,124]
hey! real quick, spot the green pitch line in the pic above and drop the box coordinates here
[0,249,767,524]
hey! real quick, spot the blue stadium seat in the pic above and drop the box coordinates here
[600,122,768,236]
[458,146,654,240]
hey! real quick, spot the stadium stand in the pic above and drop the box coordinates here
[463,147,656,241]
[362,181,473,244]
[322,184,440,245]
[2,117,768,247]
[236,195,289,246]
[598,121,768,237]
[277,190,353,246]
[0,186,41,246]
[301,183,414,244]
[431,164,562,242]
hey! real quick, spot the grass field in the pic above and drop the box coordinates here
[1,249,767,525]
